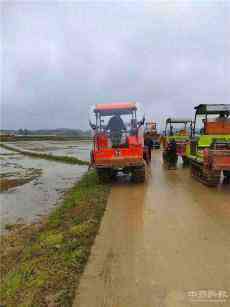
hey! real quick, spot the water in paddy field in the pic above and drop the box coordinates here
[8,140,92,161]
[0,141,90,232]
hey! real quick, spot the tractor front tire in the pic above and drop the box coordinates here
[131,165,146,183]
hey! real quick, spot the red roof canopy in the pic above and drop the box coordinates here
[95,102,137,113]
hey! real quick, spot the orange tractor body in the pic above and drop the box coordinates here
[90,102,147,182]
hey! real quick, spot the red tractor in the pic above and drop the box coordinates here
[89,102,147,182]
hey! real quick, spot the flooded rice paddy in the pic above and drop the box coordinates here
[7,140,91,161]
[0,141,91,232]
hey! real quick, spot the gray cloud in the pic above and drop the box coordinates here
[1,1,230,129]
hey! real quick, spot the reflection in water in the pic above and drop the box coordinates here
[0,142,89,231]
[8,140,92,161]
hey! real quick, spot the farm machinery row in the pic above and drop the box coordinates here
[162,104,230,186]
[88,102,230,187]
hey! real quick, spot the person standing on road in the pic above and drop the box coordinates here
[167,138,178,169]
[144,132,154,163]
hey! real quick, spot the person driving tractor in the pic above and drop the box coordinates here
[167,138,177,169]
[106,115,126,131]
[106,115,126,147]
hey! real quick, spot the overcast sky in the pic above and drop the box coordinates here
[1,1,230,130]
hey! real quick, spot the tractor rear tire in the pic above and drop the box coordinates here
[162,151,168,163]
[131,165,146,183]
[223,170,230,178]
[163,151,178,169]
[96,168,112,183]
[204,170,221,187]
[223,171,230,184]
[182,156,190,167]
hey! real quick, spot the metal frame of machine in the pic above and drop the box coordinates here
[90,102,147,182]
[189,104,230,186]
[163,117,193,165]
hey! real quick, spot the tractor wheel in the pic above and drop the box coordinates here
[163,151,178,169]
[190,161,199,178]
[182,156,190,167]
[223,171,230,184]
[204,170,221,187]
[131,165,146,183]
[110,170,117,180]
[96,168,112,183]
[169,155,178,169]
[162,151,168,163]
[223,170,230,178]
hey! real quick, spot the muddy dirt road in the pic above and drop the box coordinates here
[74,151,230,307]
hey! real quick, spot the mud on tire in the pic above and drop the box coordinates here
[96,168,112,183]
[191,161,221,187]
[163,151,178,168]
[131,165,146,183]
[182,156,190,167]
[162,151,168,163]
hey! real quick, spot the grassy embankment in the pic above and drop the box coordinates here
[0,171,110,306]
[0,143,89,166]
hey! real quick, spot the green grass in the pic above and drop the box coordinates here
[0,142,89,166]
[0,171,110,307]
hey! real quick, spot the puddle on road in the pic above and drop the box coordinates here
[0,143,88,232]
[157,156,230,223]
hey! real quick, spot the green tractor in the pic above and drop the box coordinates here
[162,118,193,167]
[189,104,230,186]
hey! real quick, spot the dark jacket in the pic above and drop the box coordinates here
[106,116,126,131]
